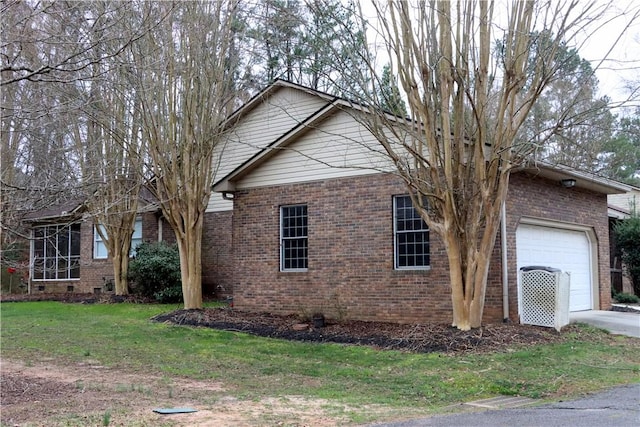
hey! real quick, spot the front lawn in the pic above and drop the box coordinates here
[1,301,639,425]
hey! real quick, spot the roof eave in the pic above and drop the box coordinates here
[516,162,629,195]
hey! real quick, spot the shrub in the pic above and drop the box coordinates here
[614,210,640,297]
[128,242,182,302]
[613,292,640,304]
[154,285,183,304]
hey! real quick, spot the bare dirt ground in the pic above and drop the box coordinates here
[1,358,370,427]
[0,299,606,426]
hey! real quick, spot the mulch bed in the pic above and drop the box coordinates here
[152,307,569,354]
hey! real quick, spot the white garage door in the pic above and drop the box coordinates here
[516,224,592,312]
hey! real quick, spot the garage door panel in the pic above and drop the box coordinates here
[516,224,592,312]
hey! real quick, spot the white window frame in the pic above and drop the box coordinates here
[393,195,430,270]
[280,204,308,272]
[94,217,143,259]
[31,223,81,281]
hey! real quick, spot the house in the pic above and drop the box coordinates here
[608,184,640,294]
[24,197,174,294]
[207,80,627,324]
[22,79,628,326]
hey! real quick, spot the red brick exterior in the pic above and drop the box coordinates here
[229,172,611,324]
[202,210,234,299]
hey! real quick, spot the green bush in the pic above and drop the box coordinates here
[614,210,640,297]
[613,292,640,304]
[128,242,182,302]
[154,285,183,304]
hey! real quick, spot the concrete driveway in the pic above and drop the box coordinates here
[570,309,640,338]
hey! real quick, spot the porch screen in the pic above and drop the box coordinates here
[32,223,81,280]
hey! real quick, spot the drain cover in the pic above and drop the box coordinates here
[465,396,537,409]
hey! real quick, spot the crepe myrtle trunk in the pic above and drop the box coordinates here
[443,187,505,330]
[112,249,129,295]
[175,214,204,310]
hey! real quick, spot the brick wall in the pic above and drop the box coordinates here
[233,174,451,324]
[202,210,234,299]
[506,172,612,314]
[230,171,611,324]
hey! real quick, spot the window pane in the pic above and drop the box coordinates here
[33,257,44,280]
[281,205,308,270]
[394,196,430,269]
[58,227,69,256]
[95,241,109,258]
[70,224,81,256]
[33,229,45,257]
[131,219,143,256]
[70,257,80,279]
[58,257,68,279]
[132,219,142,239]
[44,258,56,279]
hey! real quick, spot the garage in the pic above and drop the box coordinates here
[516,223,594,312]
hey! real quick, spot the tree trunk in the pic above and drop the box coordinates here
[112,250,129,295]
[444,197,504,331]
[176,215,204,309]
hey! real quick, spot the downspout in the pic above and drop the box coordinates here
[501,201,509,322]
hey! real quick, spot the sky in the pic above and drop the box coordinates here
[578,1,640,109]
[360,0,640,110]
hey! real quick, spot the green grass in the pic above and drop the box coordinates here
[2,302,639,418]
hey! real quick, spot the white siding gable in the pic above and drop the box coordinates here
[207,86,330,212]
[235,110,393,190]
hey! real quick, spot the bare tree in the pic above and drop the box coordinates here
[341,0,635,330]
[131,0,243,309]
[2,1,156,291]
[1,0,151,87]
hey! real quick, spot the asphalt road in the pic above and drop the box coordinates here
[369,383,640,427]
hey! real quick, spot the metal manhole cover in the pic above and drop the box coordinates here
[465,396,538,409]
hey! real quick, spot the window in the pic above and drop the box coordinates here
[94,218,142,259]
[32,223,81,280]
[280,205,308,271]
[394,195,430,269]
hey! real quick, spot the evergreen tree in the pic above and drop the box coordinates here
[603,109,640,185]
[377,64,407,117]
[509,32,615,171]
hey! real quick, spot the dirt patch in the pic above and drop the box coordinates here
[153,307,568,354]
[1,359,358,426]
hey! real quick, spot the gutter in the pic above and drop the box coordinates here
[501,201,509,322]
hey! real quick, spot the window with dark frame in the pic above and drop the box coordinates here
[393,195,430,269]
[32,223,81,280]
[280,205,308,271]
